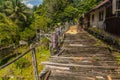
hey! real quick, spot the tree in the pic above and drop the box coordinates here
[34,0,103,28]
[0,13,19,46]
[20,28,35,41]
[2,0,32,30]
[73,0,103,14]
[64,6,79,22]
[30,15,52,32]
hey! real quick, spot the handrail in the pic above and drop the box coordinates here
[40,23,71,80]
[0,43,39,80]
[0,47,33,70]
[0,43,38,70]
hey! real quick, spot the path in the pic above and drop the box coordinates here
[41,26,120,80]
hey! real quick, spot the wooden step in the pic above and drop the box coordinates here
[50,56,118,64]
[42,62,119,69]
[40,29,120,80]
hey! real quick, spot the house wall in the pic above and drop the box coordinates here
[112,0,116,14]
[90,7,106,29]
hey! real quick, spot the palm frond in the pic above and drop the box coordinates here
[9,13,16,19]
[19,12,27,21]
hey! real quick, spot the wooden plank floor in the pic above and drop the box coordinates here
[41,30,120,80]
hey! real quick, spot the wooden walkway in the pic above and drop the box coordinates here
[41,28,120,80]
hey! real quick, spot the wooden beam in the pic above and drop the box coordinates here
[51,56,116,61]
[107,75,112,80]
[46,65,70,70]
[44,70,51,80]
[41,62,118,69]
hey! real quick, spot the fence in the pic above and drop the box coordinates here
[0,22,71,80]
[0,44,39,80]
[38,23,70,56]
[39,23,71,80]
[50,23,71,56]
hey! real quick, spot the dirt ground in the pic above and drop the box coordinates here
[65,25,80,34]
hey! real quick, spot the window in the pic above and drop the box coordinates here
[116,0,120,9]
[99,11,104,21]
[116,0,120,16]
[92,14,94,22]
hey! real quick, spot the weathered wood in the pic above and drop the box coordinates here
[40,26,120,80]
[56,49,65,56]
[107,75,112,80]
[31,48,39,80]
[64,39,95,42]
[46,65,70,70]
[44,70,51,80]
[42,62,118,69]
[51,56,115,61]
[69,44,85,47]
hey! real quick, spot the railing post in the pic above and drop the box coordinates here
[31,47,39,80]
[52,32,58,49]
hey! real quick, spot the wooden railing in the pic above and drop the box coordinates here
[0,43,40,80]
[0,22,71,80]
[39,23,71,80]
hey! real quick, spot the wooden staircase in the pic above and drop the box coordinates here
[40,30,120,80]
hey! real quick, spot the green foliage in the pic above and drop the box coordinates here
[113,52,120,65]
[0,45,50,80]
[41,38,50,49]
[20,28,35,41]
[0,0,104,79]
[14,58,31,69]
[0,53,20,66]
[64,6,79,21]
[0,13,19,46]
[0,77,9,80]
[0,0,103,47]
[0,0,33,30]
[0,0,34,47]
[30,15,52,32]
[35,0,101,26]
[43,0,70,14]
[73,0,103,16]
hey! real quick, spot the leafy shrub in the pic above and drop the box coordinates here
[0,59,2,65]
[87,27,120,49]
[0,13,19,46]
[41,38,50,49]
[0,76,9,80]
[20,28,35,41]
[30,16,52,32]
[14,58,31,69]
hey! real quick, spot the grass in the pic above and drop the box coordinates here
[113,52,120,65]
[87,28,120,65]
[0,45,50,80]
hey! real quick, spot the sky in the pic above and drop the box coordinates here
[22,0,43,8]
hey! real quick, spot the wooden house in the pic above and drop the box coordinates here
[80,0,120,35]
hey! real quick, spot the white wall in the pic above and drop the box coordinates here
[112,0,116,14]
[90,7,106,29]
